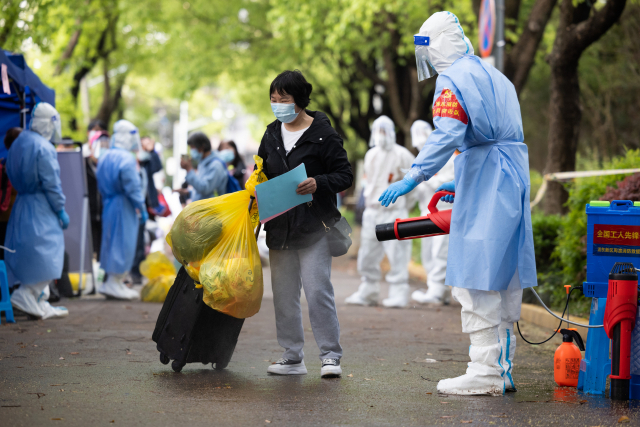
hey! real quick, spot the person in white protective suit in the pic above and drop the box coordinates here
[345,115,415,308]
[379,12,537,396]
[96,120,146,300]
[6,103,70,319]
[409,120,456,305]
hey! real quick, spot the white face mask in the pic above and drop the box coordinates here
[372,132,395,151]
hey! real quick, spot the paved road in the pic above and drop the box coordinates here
[1,263,638,426]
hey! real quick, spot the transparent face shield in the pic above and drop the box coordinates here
[414,35,437,81]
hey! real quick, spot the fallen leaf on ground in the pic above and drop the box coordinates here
[59,389,64,392]
[33,345,38,347]
[265,421,271,424]
[347,374,353,378]
[27,393,46,399]
[110,420,115,423]
[461,421,473,424]
[51,418,63,421]
[364,378,373,381]
[426,392,432,395]
[59,357,65,360]
[70,352,79,355]
[618,416,630,423]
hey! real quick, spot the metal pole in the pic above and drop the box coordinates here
[77,196,89,297]
[495,0,505,72]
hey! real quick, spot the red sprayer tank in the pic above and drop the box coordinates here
[603,262,638,400]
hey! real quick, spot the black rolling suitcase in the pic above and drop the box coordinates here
[152,266,245,372]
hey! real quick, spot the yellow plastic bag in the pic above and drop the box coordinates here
[139,252,177,303]
[166,155,267,282]
[69,273,90,292]
[141,276,174,302]
[166,156,267,318]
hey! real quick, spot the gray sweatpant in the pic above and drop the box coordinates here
[269,236,342,361]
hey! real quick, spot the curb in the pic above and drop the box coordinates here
[519,303,590,341]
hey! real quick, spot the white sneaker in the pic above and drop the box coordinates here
[411,287,451,305]
[11,285,45,318]
[437,343,505,396]
[321,358,342,378]
[345,281,379,306]
[267,358,307,375]
[382,284,410,308]
[99,275,140,300]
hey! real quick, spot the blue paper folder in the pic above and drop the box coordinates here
[254,164,312,224]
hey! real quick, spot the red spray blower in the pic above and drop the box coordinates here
[603,262,638,400]
[375,191,454,241]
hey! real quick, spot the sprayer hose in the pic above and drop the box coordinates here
[530,288,603,329]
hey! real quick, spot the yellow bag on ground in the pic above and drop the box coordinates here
[140,252,177,302]
[167,156,266,281]
[166,156,267,318]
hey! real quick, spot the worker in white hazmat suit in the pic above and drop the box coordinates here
[379,12,536,395]
[96,120,146,300]
[346,116,415,308]
[6,103,70,319]
[409,120,455,305]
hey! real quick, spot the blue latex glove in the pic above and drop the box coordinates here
[379,176,419,207]
[139,208,149,225]
[437,180,455,203]
[57,209,70,230]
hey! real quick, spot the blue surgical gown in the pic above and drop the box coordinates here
[411,55,537,292]
[186,154,228,201]
[5,131,65,286]
[97,148,145,274]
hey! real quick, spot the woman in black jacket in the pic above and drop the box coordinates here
[259,70,353,378]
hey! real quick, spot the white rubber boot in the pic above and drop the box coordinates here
[345,281,380,306]
[437,327,505,396]
[38,285,69,319]
[382,284,410,308]
[11,284,46,318]
[411,286,451,305]
[99,274,140,300]
[499,321,517,392]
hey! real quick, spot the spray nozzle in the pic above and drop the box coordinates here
[558,328,585,351]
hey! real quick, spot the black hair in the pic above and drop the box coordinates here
[4,127,23,150]
[88,119,108,132]
[219,140,242,167]
[187,132,211,152]
[269,70,313,109]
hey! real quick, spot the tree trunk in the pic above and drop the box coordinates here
[503,0,558,94]
[543,0,627,214]
[543,60,581,213]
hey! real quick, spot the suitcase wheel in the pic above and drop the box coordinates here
[172,360,185,373]
[213,361,228,371]
[159,353,170,365]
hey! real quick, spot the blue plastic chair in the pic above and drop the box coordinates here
[0,260,15,323]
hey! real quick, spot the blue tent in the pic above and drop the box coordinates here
[0,50,56,158]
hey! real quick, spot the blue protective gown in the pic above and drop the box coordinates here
[186,154,228,201]
[97,148,145,274]
[411,55,537,292]
[5,131,65,286]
